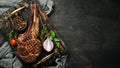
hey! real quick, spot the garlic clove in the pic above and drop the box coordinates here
[43,38,54,52]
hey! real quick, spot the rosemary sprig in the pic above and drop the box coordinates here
[9,30,18,40]
[4,3,29,20]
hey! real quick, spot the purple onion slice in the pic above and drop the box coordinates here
[43,38,54,52]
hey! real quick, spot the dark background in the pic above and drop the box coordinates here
[49,0,120,68]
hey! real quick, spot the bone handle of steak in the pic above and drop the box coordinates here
[31,4,40,38]
[33,4,37,24]
[18,4,40,42]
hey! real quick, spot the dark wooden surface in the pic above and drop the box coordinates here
[50,0,120,68]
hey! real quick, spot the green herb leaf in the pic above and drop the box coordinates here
[49,30,55,40]
[53,38,60,42]
[41,25,47,35]
[14,33,18,39]
[40,25,47,41]
[49,36,53,40]
[55,42,60,48]
[9,30,14,40]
